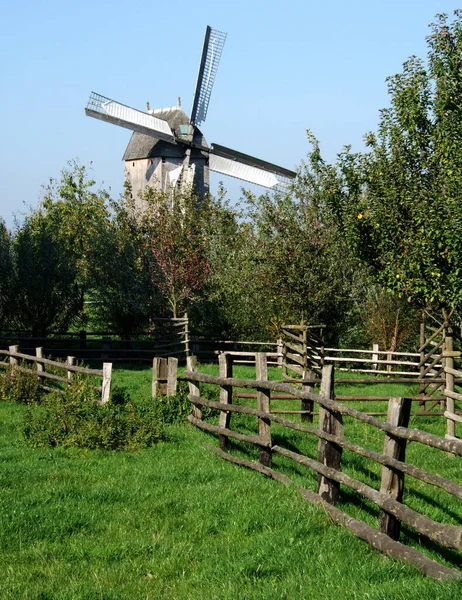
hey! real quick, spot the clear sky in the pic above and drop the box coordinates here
[1,0,459,228]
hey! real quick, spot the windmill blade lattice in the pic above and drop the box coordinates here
[86,92,175,142]
[190,27,227,126]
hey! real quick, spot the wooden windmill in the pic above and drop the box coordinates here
[85,26,296,207]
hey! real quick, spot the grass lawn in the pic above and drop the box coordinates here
[0,363,461,599]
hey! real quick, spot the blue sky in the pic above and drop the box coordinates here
[1,0,459,227]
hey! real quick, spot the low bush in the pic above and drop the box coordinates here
[0,363,42,404]
[23,380,163,450]
[155,381,219,424]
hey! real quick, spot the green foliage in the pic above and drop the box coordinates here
[40,160,113,286]
[12,211,82,335]
[2,156,363,343]
[38,161,152,335]
[155,381,219,424]
[86,196,161,336]
[359,285,422,351]
[0,364,42,404]
[327,11,462,311]
[23,381,162,450]
[201,176,358,342]
[0,219,14,328]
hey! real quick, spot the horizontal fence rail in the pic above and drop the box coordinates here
[0,315,190,363]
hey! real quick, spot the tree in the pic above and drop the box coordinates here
[12,213,82,336]
[40,160,112,287]
[328,12,462,313]
[198,157,358,342]
[36,161,159,335]
[87,198,162,336]
[0,219,14,328]
[138,187,212,319]
[361,286,421,352]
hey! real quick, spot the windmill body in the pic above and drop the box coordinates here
[123,105,210,209]
[85,26,296,203]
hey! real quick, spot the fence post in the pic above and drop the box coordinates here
[183,312,190,359]
[281,332,288,378]
[9,345,18,368]
[318,326,325,368]
[444,329,456,439]
[167,357,178,396]
[276,338,283,368]
[301,370,314,423]
[419,320,426,398]
[36,347,45,385]
[186,355,201,420]
[101,363,112,404]
[386,352,392,374]
[379,396,411,540]
[317,364,343,505]
[256,352,272,467]
[372,343,379,372]
[67,356,75,384]
[218,353,233,451]
[152,357,168,398]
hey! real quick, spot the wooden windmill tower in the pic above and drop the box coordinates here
[85,26,296,208]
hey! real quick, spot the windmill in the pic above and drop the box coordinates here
[85,26,296,208]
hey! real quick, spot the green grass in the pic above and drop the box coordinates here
[0,363,461,599]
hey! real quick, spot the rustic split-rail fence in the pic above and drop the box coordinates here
[278,317,462,438]
[0,315,190,363]
[174,353,461,581]
[0,345,112,404]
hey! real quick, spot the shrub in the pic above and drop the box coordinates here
[155,381,219,424]
[0,363,42,404]
[23,380,163,450]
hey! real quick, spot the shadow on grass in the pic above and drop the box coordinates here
[404,487,462,524]
[402,526,462,569]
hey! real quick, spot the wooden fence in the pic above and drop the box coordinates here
[0,315,190,363]
[278,319,462,435]
[153,352,462,441]
[180,354,462,580]
[0,345,112,404]
[190,338,282,365]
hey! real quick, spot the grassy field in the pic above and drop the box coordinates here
[0,362,461,599]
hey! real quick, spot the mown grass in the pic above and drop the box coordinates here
[0,363,461,599]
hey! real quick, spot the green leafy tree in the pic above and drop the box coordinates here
[12,213,82,336]
[88,197,162,336]
[200,160,357,342]
[36,162,158,335]
[360,286,421,352]
[0,219,14,328]
[328,11,462,313]
[40,160,112,287]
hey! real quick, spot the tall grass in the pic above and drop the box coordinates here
[0,363,460,599]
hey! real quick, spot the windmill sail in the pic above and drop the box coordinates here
[209,143,296,188]
[190,27,227,126]
[85,26,297,197]
[85,92,175,142]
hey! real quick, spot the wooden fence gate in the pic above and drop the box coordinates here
[281,324,325,380]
